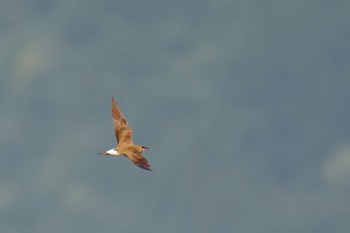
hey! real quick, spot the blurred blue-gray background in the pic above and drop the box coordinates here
[1,0,350,232]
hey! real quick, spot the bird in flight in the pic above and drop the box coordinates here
[98,97,152,171]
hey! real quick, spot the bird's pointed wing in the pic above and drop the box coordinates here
[112,97,133,144]
[124,153,153,171]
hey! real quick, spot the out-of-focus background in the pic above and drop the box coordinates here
[1,1,350,232]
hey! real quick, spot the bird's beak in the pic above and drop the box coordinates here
[98,151,107,155]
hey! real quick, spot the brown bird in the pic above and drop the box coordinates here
[98,97,152,171]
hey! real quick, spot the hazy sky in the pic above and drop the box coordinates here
[1,1,350,232]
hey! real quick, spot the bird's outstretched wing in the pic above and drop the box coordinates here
[124,153,153,171]
[112,97,133,144]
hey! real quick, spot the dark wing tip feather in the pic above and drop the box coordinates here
[111,97,133,143]
[111,97,128,126]
[134,157,153,171]
[136,163,153,172]
[126,154,153,172]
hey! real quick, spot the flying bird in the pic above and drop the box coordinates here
[98,97,152,171]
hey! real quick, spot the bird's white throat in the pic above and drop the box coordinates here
[106,149,122,156]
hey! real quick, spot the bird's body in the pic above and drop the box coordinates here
[98,97,152,171]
